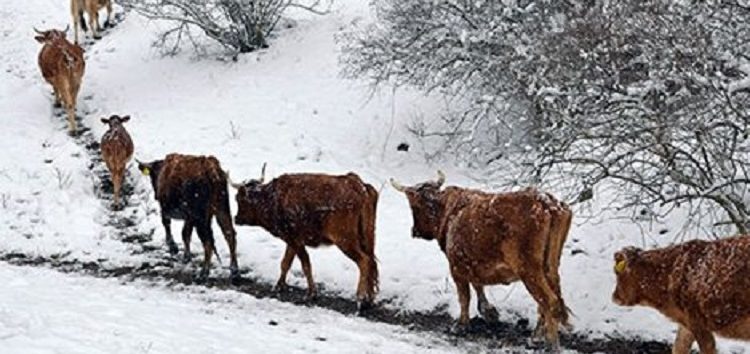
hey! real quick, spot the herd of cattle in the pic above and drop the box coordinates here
[28,1,750,353]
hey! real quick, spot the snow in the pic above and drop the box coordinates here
[1,0,749,353]
[0,264,460,353]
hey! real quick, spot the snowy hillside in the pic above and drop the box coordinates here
[2,0,750,353]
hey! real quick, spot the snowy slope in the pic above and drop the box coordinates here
[1,0,749,353]
[0,264,463,353]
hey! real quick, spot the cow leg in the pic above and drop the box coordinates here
[111,167,121,209]
[215,210,239,278]
[161,215,178,255]
[181,220,193,263]
[691,328,716,354]
[274,245,295,292]
[104,1,113,28]
[450,276,471,334]
[295,246,316,300]
[89,5,101,40]
[196,222,215,281]
[472,284,499,323]
[58,82,77,135]
[520,273,561,353]
[672,325,695,354]
[338,243,375,310]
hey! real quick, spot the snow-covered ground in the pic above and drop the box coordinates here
[0,264,461,353]
[1,0,749,353]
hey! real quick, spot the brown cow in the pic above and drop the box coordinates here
[100,114,133,210]
[35,27,85,135]
[229,165,379,310]
[613,236,750,354]
[71,0,113,44]
[137,154,239,280]
[391,171,572,351]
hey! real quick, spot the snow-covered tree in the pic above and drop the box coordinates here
[123,0,330,54]
[342,0,750,234]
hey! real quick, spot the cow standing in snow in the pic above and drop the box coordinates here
[229,165,379,310]
[100,114,133,210]
[71,0,114,44]
[137,154,239,280]
[391,171,572,352]
[35,27,85,135]
[613,236,750,354]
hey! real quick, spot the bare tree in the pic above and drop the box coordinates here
[342,0,750,234]
[122,0,332,54]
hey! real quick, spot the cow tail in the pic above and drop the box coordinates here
[213,245,222,265]
[360,184,379,295]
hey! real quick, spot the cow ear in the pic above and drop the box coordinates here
[35,35,46,43]
[121,115,131,123]
[101,118,110,124]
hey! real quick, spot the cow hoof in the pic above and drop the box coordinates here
[104,21,112,28]
[273,282,288,293]
[196,269,209,282]
[167,242,179,255]
[356,300,374,315]
[67,130,77,137]
[181,253,192,264]
[449,323,469,336]
[94,34,102,40]
[480,306,499,323]
[304,291,317,302]
[229,272,241,285]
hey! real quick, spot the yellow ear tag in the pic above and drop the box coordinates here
[614,260,626,273]
[141,167,150,176]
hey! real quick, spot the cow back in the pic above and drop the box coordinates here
[665,236,750,329]
[156,154,227,219]
[264,173,371,239]
[38,41,85,83]
[101,126,134,166]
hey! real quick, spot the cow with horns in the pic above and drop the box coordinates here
[391,171,572,351]
[35,26,85,135]
[228,165,379,311]
[137,154,239,280]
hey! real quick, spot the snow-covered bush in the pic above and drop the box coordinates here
[342,0,750,234]
[123,0,331,54]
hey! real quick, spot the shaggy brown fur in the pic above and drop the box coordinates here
[391,172,572,351]
[100,114,133,209]
[138,154,239,280]
[231,167,379,309]
[71,0,113,43]
[35,28,85,135]
[613,236,750,354]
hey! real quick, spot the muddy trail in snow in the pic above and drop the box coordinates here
[8,12,673,354]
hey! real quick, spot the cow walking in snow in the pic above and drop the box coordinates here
[613,236,750,354]
[71,0,114,44]
[391,171,572,352]
[229,165,379,310]
[138,154,239,280]
[100,114,133,209]
[35,27,85,135]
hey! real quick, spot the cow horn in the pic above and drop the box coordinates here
[390,178,406,192]
[436,170,445,186]
[33,27,44,34]
[226,170,243,189]
[259,162,267,183]
[63,24,70,33]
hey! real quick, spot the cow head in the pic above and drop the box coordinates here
[34,26,69,44]
[136,158,164,196]
[228,163,267,226]
[101,114,130,128]
[612,246,644,306]
[390,171,445,240]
